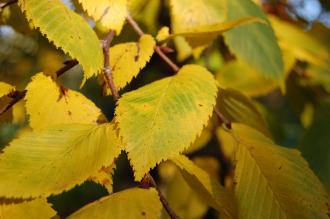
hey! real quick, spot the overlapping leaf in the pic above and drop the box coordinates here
[0,82,14,98]
[223,0,284,79]
[68,188,161,219]
[216,61,277,97]
[0,123,121,198]
[0,199,56,219]
[172,155,236,219]
[217,88,271,137]
[221,124,329,219]
[116,65,217,180]
[104,34,155,94]
[25,73,103,130]
[170,0,226,59]
[269,16,329,67]
[18,0,103,84]
[77,0,127,34]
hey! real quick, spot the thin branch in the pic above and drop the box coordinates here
[0,60,78,116]
[0,90,26,115]
[102,30,119,102]
[56,59,78,77]
[0,0,18,9]
[141,173,180,219]
[126,14,179,73]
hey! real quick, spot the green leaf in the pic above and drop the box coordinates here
[18,0,103,85]
[300,99,330,189]
[223,0,284,79]
[217,88,271,137]
[116,64,217,180]
[221,124,329,219]
[172,155,236,219]
[68,188,162,219]
[0,82,15,98]
[25,73,103,130]
[0,123,121,198]
[77,0,127,34]
[0,199,56,219]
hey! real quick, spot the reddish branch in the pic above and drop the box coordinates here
[0,0,18,9]
[126,14,180,73]
[102,30,119,102]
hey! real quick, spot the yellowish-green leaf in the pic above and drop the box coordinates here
[18,0,103,84]
[223,0,284,79]
[170,0,226,59]
[169,17,262,39]
[185,125,212,154]
[0,82,14,98]
[106,34,155,93]
[68,188,161,219]
[221,124,329,219]
[77,0,127,34]
[25,73,103,130]
[269,16,329,67]
[216,61,277,97]
[0,123,121,198]
[172,155,236,219]
[0,199,56,219]
[217,88,271,137]
[116,64,217,180]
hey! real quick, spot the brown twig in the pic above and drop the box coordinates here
[0,0,18,9]
[102,30,119,102]
[126,14,179,73]
[0,60,78,116]
[141,173,180,219]
[0,90,26,115]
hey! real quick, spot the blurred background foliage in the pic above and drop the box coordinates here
[0,0,329,218]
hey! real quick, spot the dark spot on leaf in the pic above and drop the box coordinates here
[141,211,146,216]
[68,111,72,115]
[278,165,282,170]
[198,104,203,107]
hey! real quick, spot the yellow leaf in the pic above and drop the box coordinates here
[0,199,56,219]
[185,125,212,154]
[116,65,217,180]
[156,26,170,42]
[25,73,103,130]
[217,88,271,137]
[90,164,116,194]
[159,161,208,219]
[77,0,127,34]
[106,34,155,93]
[172,155,236,219]
[216,61,277,97]
[68,188,162,219]
[0,123,122,198]
[269,16,329,67]
[221,124,329,219]
[0,82,15,98]
[18,0,103,85]
[170,0,226,59]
